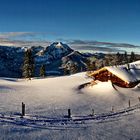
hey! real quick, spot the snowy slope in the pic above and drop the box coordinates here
[0,73,140,140]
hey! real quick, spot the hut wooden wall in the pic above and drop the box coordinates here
[92,70,131,88]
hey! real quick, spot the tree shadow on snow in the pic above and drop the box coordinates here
[1,78,17,82]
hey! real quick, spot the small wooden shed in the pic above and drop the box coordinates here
[88,66,140,88]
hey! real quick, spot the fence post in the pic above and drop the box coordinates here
[138,97,140,102]
[111,106,114,113]
[22,102,25,116]
[128,100,131,108]
[91,109,94,116]
[68,109,71,118]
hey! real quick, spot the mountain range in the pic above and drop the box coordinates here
[69,40,140,53]
[0,42,89,78]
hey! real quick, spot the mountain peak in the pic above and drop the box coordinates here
[56,42,63,47]
[46,42,73,54]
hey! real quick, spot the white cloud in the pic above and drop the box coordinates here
[0,32,36,39]
[0,32,51,47]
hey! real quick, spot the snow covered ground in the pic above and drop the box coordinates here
[0,73,140,140]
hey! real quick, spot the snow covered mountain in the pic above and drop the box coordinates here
[35,42,73,64]
[0,42,88,77]
[0,46,25,77]
[61,51,88,71]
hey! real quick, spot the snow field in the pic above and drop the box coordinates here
[0,72,140,140]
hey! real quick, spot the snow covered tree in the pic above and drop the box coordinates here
[22,49,34,79]
[63,66,70,75]
[100,61,104,68]
[124,51,128,64]
[116,52,122,65]
[104,57,110,66]
[129,51,136,63]
[70,62,79,74]
[40,64,46,77]
[86,59,96,71]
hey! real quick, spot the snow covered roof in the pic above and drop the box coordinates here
[89,60,140,84]
[105,66,136,83]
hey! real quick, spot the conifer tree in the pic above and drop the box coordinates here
[86,59,96,71]
[70,62,79,74]
[22,49,34,79]
[104,57,110,66]
[116,52,121,65]
[63,66,70,75]
[129,51,136,63]
[100,61,104,68]
[124,51,128,64]
[40,64,46,77]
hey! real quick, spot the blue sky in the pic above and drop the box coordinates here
[0,0,140,45]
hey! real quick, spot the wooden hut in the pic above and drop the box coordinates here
[88,65,140,88]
